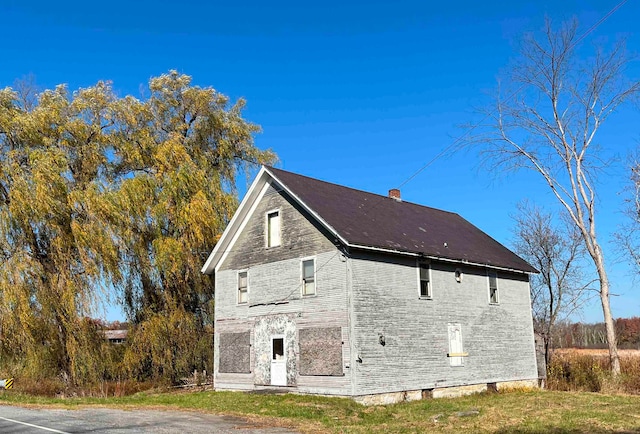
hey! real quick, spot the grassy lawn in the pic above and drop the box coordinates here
[0,388,639,433]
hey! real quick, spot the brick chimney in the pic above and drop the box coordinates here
[388,189,401,201]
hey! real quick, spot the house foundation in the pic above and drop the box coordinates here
[354,379,539,405]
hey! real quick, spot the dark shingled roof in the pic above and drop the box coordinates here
[268,167,536,273]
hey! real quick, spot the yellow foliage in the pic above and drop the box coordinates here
[0,71,275,386]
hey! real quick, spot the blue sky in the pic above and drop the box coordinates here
[1,0,639,322]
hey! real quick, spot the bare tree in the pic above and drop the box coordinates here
[471,19,640,374]
[512,202,593,366]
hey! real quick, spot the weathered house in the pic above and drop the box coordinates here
[201,166,539,403]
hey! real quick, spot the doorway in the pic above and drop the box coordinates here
[270,335,286,386]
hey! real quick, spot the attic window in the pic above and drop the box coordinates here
[266,210,281,247]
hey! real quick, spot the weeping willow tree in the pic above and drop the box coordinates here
[0,82,124,384]
[0,71,274,385]
[114,72,275,383]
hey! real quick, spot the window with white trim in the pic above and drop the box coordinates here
[238,271,248,304]
[488,270,499,304]
[266,210,281,247]
[419,262,431,298]
[302,258,316,296]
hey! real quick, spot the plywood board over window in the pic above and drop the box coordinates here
[219,332,251,373]
[299,327,343,376]
[447,323,465,367]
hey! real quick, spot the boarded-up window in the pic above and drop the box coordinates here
[447,323,464,367]
[299,327,343,376]
[219,332,251,373]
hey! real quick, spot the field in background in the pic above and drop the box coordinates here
[554,348,640,357]
[548,348,640,393]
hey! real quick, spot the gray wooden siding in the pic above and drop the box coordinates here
[213,183,537,397]
[219,182,338,272]
[214,185,352,395]
[349,252,538,396]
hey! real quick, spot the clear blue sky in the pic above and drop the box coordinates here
[1,0,639,322]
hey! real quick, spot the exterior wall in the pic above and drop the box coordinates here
[219,182,339,271]
[350,252,538,396]
[212,180,538,399]
[214,183,352,395]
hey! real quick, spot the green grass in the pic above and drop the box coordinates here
[1,388,640,433]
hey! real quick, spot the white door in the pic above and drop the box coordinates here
[270,336,287,386]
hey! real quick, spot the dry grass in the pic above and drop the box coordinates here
[548,348,640,394]
[14,377,160,398]
[554,348,640,357]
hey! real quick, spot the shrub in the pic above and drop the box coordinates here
[547,353,606,392]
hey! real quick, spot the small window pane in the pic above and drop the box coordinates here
[272,338,284,360]
[420,280,430,298]
[420,264,429,281]
[303,260,314,279]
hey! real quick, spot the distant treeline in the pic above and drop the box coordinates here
[552,317,640,349]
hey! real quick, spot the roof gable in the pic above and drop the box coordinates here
[202,166,537,274]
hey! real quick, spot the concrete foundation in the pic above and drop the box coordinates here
[353,379,538,405]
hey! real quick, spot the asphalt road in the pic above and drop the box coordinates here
[0,405,298,433]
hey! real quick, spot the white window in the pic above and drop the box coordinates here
[447,323,464,367]
[302,258,316,296]
[238,271,248,304]
[488,271,499,304]
[418,262,431,298]
[266,210,281,247]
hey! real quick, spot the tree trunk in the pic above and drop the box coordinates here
[594,249,620,374]
[600,280,620,374]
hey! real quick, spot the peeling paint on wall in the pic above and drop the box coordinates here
[253,314,297,386]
